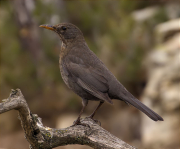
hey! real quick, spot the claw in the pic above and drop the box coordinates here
[93,119,101,126]
[87,116,101,126]
[70,119,90,128]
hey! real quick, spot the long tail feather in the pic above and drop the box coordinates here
[124,97,163,121]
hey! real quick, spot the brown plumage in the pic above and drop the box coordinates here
[40,23,163,126]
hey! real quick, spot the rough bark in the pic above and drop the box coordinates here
[0,89,136,149]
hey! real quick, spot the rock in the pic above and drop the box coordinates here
[141,19,180,149]
[132,7,159,22]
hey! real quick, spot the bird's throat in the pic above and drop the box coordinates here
[59,42,68,59]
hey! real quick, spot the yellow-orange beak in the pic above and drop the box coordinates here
[39,24,55,31]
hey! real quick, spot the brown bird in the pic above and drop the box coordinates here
[39,23,163,126]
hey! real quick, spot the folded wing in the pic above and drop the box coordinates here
[65,55,113,104]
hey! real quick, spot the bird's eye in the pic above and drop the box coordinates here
[62,26,67,30]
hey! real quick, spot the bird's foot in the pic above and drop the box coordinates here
[71,119,90,128]
[86,116,101,126]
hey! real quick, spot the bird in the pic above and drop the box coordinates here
[39,23,163,126]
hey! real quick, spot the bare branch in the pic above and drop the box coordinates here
[0,89,136,149]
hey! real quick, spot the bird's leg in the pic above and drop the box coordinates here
[71,99,89,127]
[87,101,104,125]
[73,105,85,125]
[88,101,104,118]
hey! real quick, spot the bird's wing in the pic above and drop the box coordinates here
[65,55,113,104]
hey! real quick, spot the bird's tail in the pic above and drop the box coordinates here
[123,96,163,121]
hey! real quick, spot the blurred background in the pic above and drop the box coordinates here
[0,0,180,149]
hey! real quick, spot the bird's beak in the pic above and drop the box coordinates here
[39,24,55,31]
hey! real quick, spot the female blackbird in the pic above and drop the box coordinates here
[40,23,163,126]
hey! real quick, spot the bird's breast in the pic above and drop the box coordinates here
[59,62,70,88]
[59,43,71,89]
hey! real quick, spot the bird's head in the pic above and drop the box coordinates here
[39,23,84,44]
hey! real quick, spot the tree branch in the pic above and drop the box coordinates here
[0,89,136,149]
